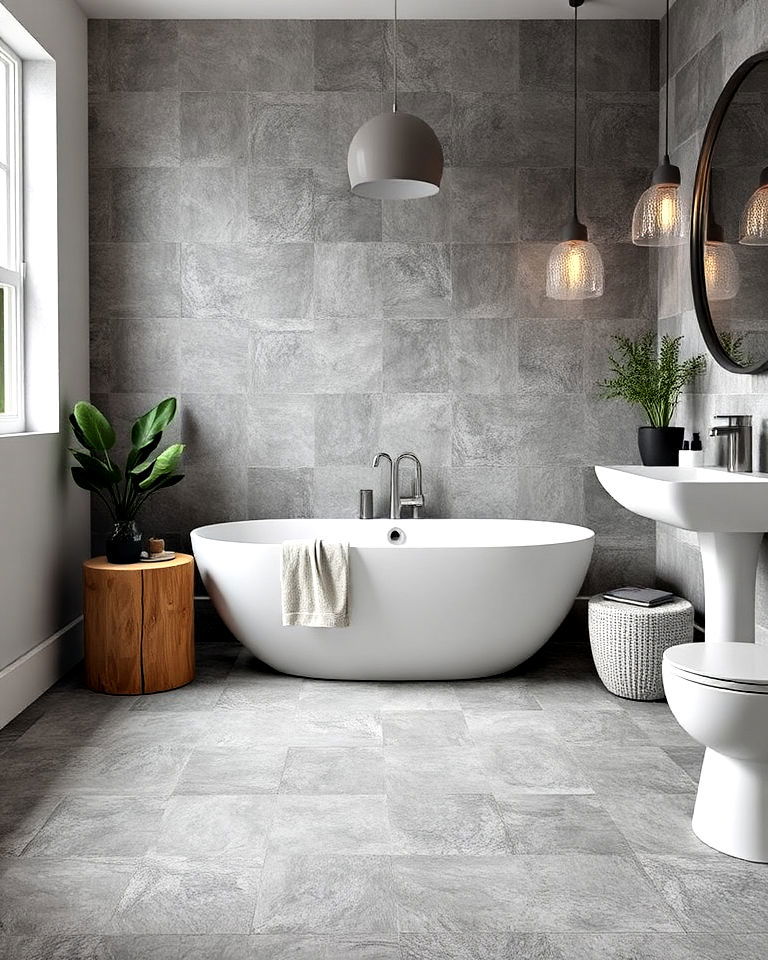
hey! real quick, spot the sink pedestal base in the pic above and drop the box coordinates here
[698,532,763,643]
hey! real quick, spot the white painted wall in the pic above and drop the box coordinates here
[0,0,89,718]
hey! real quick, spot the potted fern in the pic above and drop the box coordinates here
[598,333,706,466]
[69,397,185,564]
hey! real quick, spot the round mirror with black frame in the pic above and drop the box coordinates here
[691,49,768,375]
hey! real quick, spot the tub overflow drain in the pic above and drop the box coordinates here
[387,527,405,544]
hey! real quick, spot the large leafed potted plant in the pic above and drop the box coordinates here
[598,333,706,466]
[69,397,185,564]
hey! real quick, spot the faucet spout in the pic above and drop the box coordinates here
[372,452,395,519]
[712,415,752,473]
[394,452,425,519]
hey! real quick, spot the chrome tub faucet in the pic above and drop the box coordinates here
[371,451,425,518]
[710,415,752,473]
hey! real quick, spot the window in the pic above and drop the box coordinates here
[0,38,22,433]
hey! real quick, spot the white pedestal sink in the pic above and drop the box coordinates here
[595,465,768,644]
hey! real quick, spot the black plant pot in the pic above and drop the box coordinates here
[637,426,685,467]
[106,520,143,564]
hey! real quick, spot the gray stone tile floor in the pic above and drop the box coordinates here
[1,621,767,958]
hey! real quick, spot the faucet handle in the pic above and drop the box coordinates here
[714,414,752,423]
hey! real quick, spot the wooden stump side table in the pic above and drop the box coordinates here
[83,554,195,695]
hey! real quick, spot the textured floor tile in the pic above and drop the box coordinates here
[452,679,540,712]
[111,857,260,934]
[177,936,400,959]
[153,795,275,863]
[545,707,649,744]
[202,710,296,747]
[393,855,679,933]
[600,793,721,860]
[0,936,112,960]
[254,856,397,935]
[639,855,768,933]
[0,740,193,798]
[662,746,704,783]
[497,795,631,855]
[128,685,223,714]
[479,743,593,796]
[388,794,510,856]
[547,933,768,960]
[570,744,697,796]
[174,746,287,795]
[399,933,559,960]
[0,796,62,856]
[380,684,463,712]
[620,702,699,748]
[463,710,555,743]
[268,796,390,854]
[22,798,166,859]
[0,858,136,935]
[216,684,302,711]
[385,747,492,796]
[279,747,385,795]
[381,711,471,747]
[291,708,382,747]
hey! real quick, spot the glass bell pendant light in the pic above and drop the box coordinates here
[739,167,768,244]
[631,0,687,246]
[547,0,604,301]
[347,0,443,199]
[705,213,740,301]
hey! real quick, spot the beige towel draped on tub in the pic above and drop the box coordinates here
[281,539,350,628]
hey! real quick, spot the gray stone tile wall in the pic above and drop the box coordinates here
[88,18,658,590]
[656,0,768,635]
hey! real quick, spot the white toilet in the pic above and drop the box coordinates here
[663,642,768,862]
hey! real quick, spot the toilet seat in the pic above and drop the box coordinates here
[664,642,768,693]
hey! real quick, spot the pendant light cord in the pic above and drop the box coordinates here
[392,0,398,112]
[572,0,579,220]
[664,0,670,158]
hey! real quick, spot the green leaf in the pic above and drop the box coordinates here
[71,466,99,492]
[70,450,121,488]
[69,413,93,452]
[72,403,116,452]
[140,473,185,494]
[130,398,177,450]
[126,434,162,473]
[138,443,185,490]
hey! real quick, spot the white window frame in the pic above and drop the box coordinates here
[0,37,23,434]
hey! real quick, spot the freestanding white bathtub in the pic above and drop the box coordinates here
[191,518,594,681]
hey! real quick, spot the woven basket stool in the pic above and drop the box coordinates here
[588,595,694,701]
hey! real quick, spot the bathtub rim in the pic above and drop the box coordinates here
[191,517,596,550]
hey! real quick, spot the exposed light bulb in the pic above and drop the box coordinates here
[704,240,740,301]
[546,239,604,301]
[739,174,768,245]
[632,180,688,246]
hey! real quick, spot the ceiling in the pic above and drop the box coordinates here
[76,0,669,19]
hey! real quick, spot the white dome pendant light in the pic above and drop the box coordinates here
[546,0,604,301]
[632,0,687,246]
[347,0,443,200]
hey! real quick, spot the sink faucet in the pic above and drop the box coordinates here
[372,452,395,519]
[393,452,425,519]
[710,415,752,473]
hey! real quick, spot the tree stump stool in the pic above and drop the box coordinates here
[83,554,195,695]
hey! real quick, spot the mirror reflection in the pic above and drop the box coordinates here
[707,57,768,367]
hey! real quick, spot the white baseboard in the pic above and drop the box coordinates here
[0,616,83,729]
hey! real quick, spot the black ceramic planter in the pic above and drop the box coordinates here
[637,426,685,467]
[106,520,143,564]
